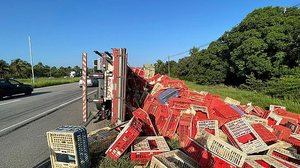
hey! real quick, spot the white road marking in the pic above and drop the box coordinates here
[0,99,21,106]
[0,90,97,134]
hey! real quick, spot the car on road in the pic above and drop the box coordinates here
[79,76,98,87]
[0,78,33,99]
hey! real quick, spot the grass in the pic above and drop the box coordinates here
[97,154,139,168]
[17,77,80,88]
[184,80,300,114]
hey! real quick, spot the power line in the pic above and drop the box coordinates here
[166,42,211,59]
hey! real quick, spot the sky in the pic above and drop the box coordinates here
[0,0,299,68]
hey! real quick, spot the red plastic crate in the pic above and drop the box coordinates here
[270,105,286,112]
[266,112,283,126]
[251,123,277,145]
[195,129,246,167]
[130,136,170,164]
[196,120,218,136]
[153,104,169,133]
[191,111,209,138]
[143,99,160,115]
[132,108,157,136]
[272,125,291,141]
[222,118,268,154]
[180,90,206,102]
[177,113,193,147]
[106,117,142,160]
[243,155,288,168]
[183,138,206,164]
[169,97,192,109]
[286,121,300,133]
[160,79,188,90]
[148,73,162,84]
[161,108,182,138]
[280,117,298,126]
[251,106,265,117]
[267,147,300,168]
[287,134,300,154]
[213,104,242,121]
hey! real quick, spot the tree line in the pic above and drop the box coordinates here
[0,58,82,78]
[155,7,300,100]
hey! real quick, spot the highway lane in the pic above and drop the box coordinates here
[0,83,95,131]
[0,83,97,167]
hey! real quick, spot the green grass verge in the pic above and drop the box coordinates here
[184,80,300,114]
[17,77,80,88]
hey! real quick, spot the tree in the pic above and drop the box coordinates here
[0,59,9,78]
[10,59,31,78]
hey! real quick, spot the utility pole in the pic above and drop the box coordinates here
[28,36,35,84]
[50,66,52,77]
[168,56,171,77]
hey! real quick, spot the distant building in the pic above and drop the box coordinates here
[70,71,76,78]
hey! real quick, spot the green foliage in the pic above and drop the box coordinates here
[0,58,82,78]
[98,154,138,168]
[264,77,300,100]
[155,6,300,100]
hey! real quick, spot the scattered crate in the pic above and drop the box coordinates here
[183,138,207,164]
[267,147,300,168]
[133,108,157,136]
[266,112,283,126]
[251,123,277,145]
[180,90,206,102]
[106,117,142,160]
[224,97,240,105]
[131,136,170,164]
[196,120,218,136]
[169,97,192,109]
[177,113,193,147]
[195,129,247,167]
[161,108,182,138]
[150,83,164,95]
[154,105,170,133]
[269,105,286,112]
[160,79,188,90]
[150,149,199,168]
[287,134,300,154]
[243,114,268,126]
[157,88,179,104]
[243,155,288,168]
[285,121,300,133]
[213,104,242,121]
[222,118,269,154]
[47,125,90,168]
[272,125,291,141]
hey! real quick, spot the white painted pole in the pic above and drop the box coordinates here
[28,36,35,84]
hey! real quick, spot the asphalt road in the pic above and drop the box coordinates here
[0,83,97,168]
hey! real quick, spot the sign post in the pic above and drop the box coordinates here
[82,53,87,122]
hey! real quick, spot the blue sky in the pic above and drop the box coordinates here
[0,0,299,68]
